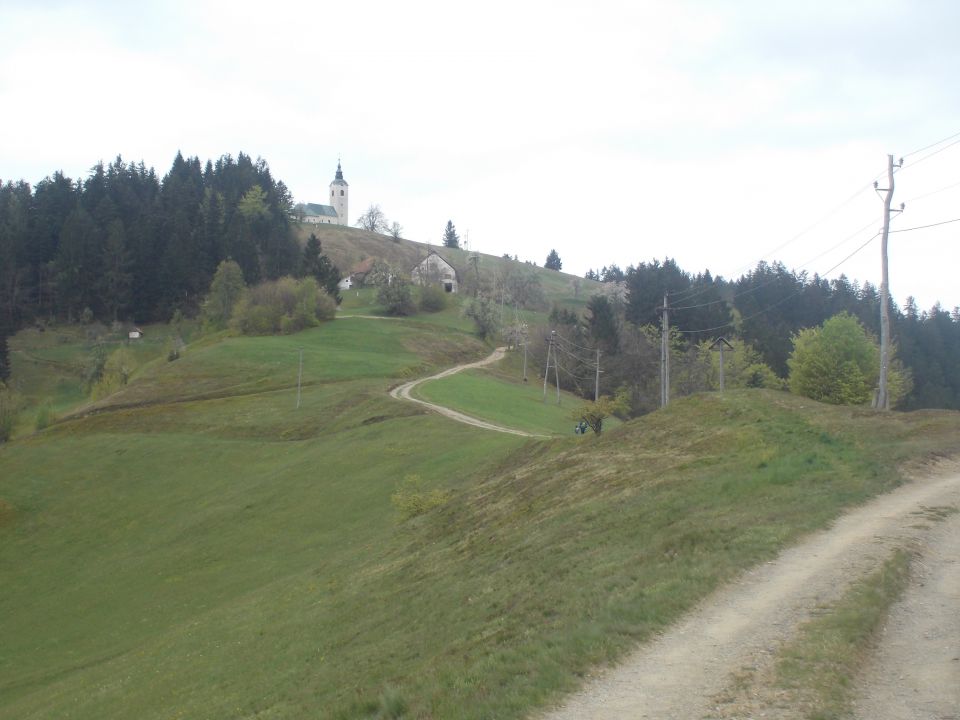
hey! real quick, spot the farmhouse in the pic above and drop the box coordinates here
[412,252,459,293]
[302,161,349,225]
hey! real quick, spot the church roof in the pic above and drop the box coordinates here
[331,160,348,186]
[304,203,338,217]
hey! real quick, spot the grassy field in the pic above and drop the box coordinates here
[3,304,960,718]
[415,368,593,436]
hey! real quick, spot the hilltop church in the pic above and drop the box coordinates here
[302,161,349,225]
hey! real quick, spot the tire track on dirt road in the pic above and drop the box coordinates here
[538,465,960,720]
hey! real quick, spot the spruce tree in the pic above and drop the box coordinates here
[545,249,562,270]
[443,220,460,248]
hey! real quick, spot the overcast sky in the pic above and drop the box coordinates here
[2,0,959,311]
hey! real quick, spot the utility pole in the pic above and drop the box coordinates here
[543,330,560,404]
[660,293,670,408]
[296,348,303,409]
[594,348,601,402]
[543,330,553,401]
[522,340,528,382]
[874,154,904,411]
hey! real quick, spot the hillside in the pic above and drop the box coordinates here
[2,303,960,719]
[293,223,599,309]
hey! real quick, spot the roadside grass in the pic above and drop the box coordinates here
[415,366,612,436]
[4,306,960,720]
[774,549,912,719]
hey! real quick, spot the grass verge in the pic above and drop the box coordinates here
[776,549,912,719]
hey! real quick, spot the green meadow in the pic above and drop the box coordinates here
[2,304,960,719]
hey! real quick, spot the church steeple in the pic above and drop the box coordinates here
[330,159,348,226]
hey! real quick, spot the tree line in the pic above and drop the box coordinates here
[0,152,312,379]
[565,258,960,412]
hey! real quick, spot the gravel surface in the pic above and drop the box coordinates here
[537,466,960,720]
[851,507,960,720]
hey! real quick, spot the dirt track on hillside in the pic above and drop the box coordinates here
[389,347,547,438]
[538,462,960,720]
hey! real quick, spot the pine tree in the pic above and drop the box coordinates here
[443,220,460,249]
[545,249,562,270]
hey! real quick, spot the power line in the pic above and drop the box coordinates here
[888,217,960,234]
[902,129,960,159]
[675,232,881,335]
[901,137,960,171]
[902,179,960,205]
[653,132,960,310]
[670,216,880,312]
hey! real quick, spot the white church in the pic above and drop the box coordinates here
[302,161,349,225]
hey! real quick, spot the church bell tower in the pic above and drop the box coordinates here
[329,160,349,226]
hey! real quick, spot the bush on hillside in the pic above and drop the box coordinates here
[0,384,19,442]
[377,274,416,316]
[418,284,447,312]
[391,475,450,520]
[232,277,336,336]
[92,347,137,400]
[463,294,499,340]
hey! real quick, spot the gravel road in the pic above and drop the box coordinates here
[538,465,960,720]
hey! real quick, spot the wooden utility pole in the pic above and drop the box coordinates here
[874,154,902,411]
[660,293,670,407]
[296,348,303,409]
[594,348,601,402]
[522,341,528,382]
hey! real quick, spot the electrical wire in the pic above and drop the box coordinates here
[622,133,959,310]
[902,179,960,205]
[902,129,960,159]
[669,216,880,312]
[901,137,960,172]
[888,217,960,234]
[675,232,881,335]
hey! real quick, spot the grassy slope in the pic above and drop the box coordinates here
[3,295,960,718]
[296,223,597,310]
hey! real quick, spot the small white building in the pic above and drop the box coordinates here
[412,252,459,293]
[128,327,143,340]
[338,276,353,291]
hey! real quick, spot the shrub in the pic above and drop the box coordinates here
[377,274,416,316]
[390,475,450,520]
[34,403,53,432]
[0,385,18,442]
[463,294,499,340]
[418,284,447,312]
[232,277,336,335]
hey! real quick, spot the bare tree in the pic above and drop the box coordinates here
[356,204,389,233]
[389,221,403,240]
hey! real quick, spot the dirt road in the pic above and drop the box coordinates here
[852,506,960,720]
[389,347,547,438]
[539,464,960,720]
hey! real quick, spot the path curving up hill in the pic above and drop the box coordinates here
[390,347,547,438]
[537,464,960,720]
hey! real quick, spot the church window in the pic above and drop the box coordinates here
[340,190,344,196]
